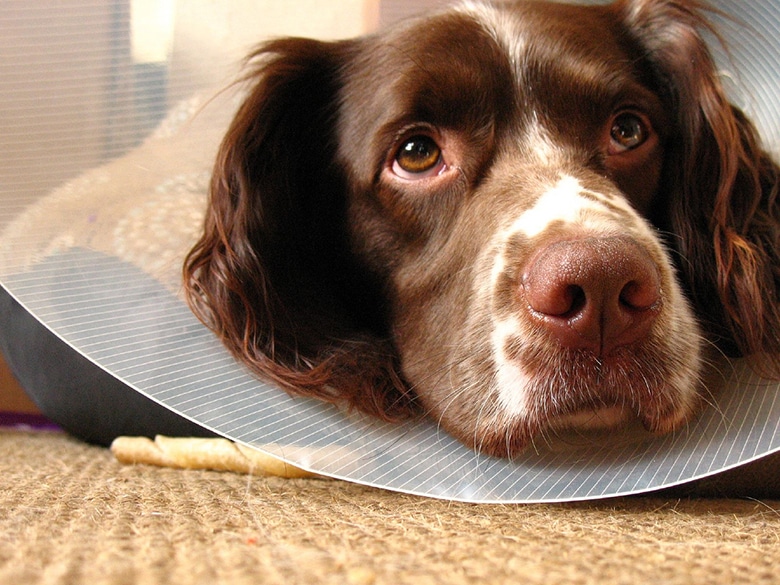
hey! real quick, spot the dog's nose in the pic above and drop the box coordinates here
[521,236,662,355]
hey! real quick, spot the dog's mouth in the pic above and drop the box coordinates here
[548,405,632,433]
[474,397,694,460]
[545,395,693,437]
[464,347,702,459]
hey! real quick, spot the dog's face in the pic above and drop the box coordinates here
[339,2,701,454]
[185,0,780,458]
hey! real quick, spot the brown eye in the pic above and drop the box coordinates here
[610,112,648,153]
[393,135,443,177]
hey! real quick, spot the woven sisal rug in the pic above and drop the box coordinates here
[2,429,780,585]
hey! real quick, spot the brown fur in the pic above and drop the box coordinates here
[184,0,780,457]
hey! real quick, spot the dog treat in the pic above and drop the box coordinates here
[110,435,319,478]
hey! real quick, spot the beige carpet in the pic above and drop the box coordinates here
[3,430,780,584]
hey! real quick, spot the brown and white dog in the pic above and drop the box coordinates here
[184,0,780,458]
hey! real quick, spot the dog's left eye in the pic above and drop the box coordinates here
[392,136,445,179]
[609,112,649,153]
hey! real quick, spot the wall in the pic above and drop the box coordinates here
[0,0,450,414]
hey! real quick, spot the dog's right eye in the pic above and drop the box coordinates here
[392,136,444,179]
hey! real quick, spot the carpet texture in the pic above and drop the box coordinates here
[2,430,780,585]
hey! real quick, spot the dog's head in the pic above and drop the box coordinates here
[184,0,780,457]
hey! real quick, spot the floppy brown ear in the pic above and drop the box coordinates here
[183,38,417,419]
[619,0,780,370]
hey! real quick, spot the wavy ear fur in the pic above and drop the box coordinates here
[183,38,417,419]
[619,0,780,371]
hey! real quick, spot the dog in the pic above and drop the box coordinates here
[183,0,780,458]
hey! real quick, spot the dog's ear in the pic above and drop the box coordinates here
[184,38,416,419]
[619,0,780,369]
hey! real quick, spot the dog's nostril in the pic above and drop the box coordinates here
[560,285,586,317]
[522,236,662,354]
[619,280,658,311]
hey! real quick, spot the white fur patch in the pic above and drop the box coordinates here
[457,1,526,76]
[491,317,530,417]
[523,111,561,166]
[511,175,593,238]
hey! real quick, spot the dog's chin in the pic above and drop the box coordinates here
[464,402,696,460]
[442,347,702,459]
[549,406,632,432]
[545,402,694,438]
